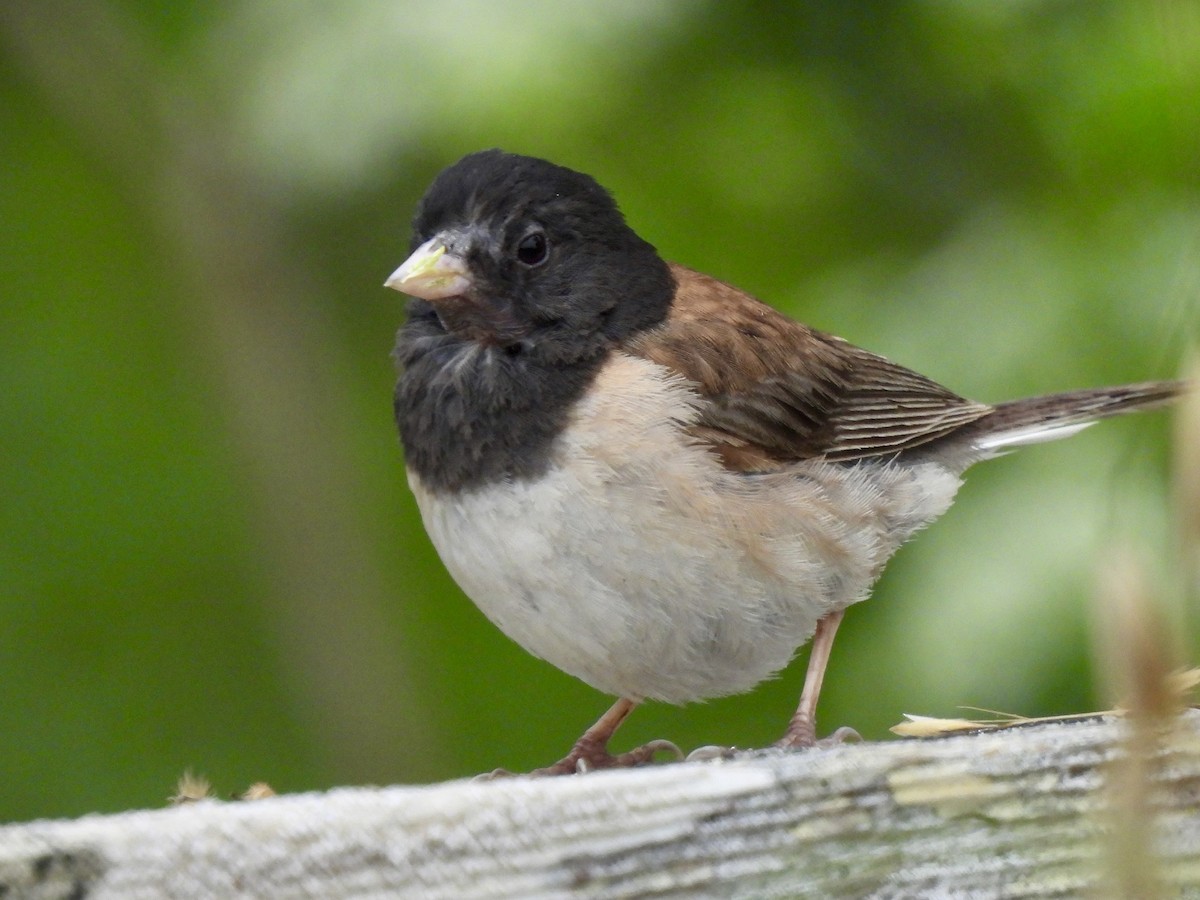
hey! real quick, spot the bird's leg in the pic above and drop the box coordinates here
[776,609,859,748]
[532,697,682,776]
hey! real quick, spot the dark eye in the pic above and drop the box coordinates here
[516,231,549,267]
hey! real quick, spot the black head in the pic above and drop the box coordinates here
[391,149,675,363]
[389,151,676,492]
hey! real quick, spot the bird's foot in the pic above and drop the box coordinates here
[532,736,683,776]
[685,744,739,762]
[775,720,862,750]
[472,697,679,778]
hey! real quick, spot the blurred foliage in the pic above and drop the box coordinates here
[0,0,1196,821]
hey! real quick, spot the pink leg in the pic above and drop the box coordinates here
[777,609,857,748]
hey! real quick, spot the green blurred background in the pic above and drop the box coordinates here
[1,1,1196,822]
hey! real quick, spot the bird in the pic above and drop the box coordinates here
[384,149,1184,776]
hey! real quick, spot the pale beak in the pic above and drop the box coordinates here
[384,237,472,300]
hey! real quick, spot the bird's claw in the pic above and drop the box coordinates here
[775,721,862,750]
[816,726,862,748]
[685,744,740,762]
[473,767,518,782]
[532,737,683,776]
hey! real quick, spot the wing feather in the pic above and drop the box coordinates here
[625,264,992,471]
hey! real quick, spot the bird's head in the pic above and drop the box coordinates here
[386,150,674,364]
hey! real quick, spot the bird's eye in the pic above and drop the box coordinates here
[516,231,549,267]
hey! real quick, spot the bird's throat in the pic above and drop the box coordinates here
[431,296,530,348]
[394,318,602,493]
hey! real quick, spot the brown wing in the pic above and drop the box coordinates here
[625,264,992,472]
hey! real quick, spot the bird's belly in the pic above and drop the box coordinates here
[411,467,820,703]
[407,353,962,703]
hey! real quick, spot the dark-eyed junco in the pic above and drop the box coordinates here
[385,149,1183,775]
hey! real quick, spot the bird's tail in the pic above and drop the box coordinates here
[970,380,1187,453]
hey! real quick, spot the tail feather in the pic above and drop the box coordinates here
[970,380,1186,453]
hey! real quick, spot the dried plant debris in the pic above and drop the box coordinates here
[239,782,277,801]
[169,771,214,805]
[168,772,278,804]
[1175,363,1200,591]
[891,668,1200,737]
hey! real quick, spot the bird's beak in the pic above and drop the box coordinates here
[384,237,472,301]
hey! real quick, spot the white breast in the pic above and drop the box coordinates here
[409,353,961,704]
